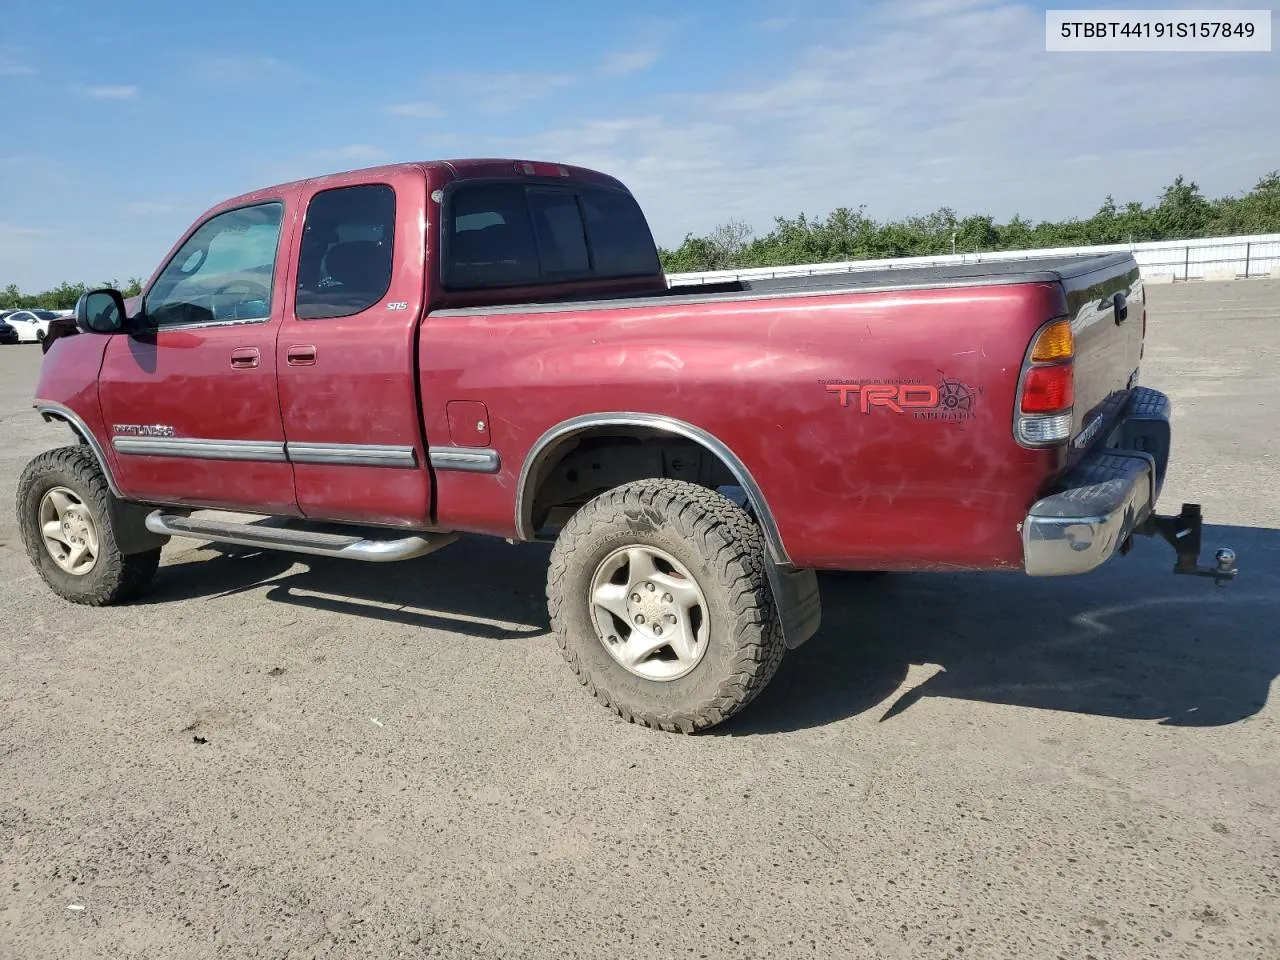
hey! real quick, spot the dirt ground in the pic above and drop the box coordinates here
[1,280,1278,960]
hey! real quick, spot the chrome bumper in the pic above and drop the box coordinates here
[1023,387,1170,577]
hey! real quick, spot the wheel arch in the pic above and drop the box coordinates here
[35,402,123,498]
[515,412,792,568]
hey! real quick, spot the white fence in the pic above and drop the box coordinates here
[666,233,1280,287]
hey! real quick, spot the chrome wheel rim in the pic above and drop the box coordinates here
[38,486,99,575]
[588,545,709,681]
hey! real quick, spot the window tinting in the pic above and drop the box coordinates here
[447,183,540,289]
[444,182,660,290]
[528,190,589,275]
[145,202,284,327]
[296,184,396,319]
[581,189,661,276]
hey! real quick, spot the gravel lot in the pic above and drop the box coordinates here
[2,280,1278,960]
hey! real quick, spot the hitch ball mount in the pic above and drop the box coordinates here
[1124,502,1238,586]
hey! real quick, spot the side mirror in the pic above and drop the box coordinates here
[74,289,127,334]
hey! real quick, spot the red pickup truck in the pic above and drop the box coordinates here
[18,158,1236,732]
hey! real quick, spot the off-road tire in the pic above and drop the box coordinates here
[16,446,160,605]
[547,478,786,733]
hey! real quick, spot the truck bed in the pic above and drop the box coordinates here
[432,253,1134,316]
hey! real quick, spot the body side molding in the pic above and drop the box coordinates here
[287,442,418,468]
[113,437,288,462]
[429,446,502,473]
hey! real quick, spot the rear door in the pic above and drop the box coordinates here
[276,169,433,527]
[98,194,301,513]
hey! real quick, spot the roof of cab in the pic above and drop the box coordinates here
[211,159,629,213]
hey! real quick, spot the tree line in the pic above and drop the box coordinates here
[2,279,143,312]
[4,172,1279,302]
[657,172,1280,273]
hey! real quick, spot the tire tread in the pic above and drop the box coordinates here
[546,478,785,733]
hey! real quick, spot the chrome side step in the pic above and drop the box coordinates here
[144,511,457,562]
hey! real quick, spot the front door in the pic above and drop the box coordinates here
[98,195,300,514]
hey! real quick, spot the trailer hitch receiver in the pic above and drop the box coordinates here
[1129,503,1238,585]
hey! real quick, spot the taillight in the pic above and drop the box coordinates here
[1020,365,1074,412]
[1016,318,1074,447]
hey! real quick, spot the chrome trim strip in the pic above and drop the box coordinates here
[141,316,272,333]
[35,401,124,497]
[514,413,791,566]
[429,446,502,473]
[287,442,418,468]
[112,437,288,462]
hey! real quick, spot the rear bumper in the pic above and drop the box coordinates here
[1022,386,1171,576]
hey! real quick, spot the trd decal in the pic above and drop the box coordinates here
[823,378,979,421]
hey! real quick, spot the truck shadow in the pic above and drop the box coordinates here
[721,522,1279,734]
[136,523,1278,733]
[139,535,552,642]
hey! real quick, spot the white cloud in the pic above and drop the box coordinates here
[599,48,663,77]
[384,101,444,119]
[749,17,796,32]
[0,57,36,75]
[83,84,138,100]
[599,17,685,76]
[440,72,574,113]
[188,54,304,89]
[486,0,1280,247]
[121,200,183,217]
[308,144,389,163]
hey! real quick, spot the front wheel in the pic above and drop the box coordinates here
[547,478,786,733]
[16,447,160,605]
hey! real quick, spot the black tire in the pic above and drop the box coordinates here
[16,446,160,606]
[36,330,46,342]
[547,478,785,733]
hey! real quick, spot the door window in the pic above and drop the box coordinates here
[295,184,396,319]
[145,202,284,328]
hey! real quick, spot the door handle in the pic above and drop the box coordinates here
[287,344,317,366]
[230,347,260,369]
[1113,293,1129,324]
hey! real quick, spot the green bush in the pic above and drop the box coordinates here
[659,171,1280,272]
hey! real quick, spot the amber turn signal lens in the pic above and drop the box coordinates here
[1031,319,1074,363]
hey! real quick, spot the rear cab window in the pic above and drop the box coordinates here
[442,181,660,291]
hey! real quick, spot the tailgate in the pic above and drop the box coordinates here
[1058,256,1145,456]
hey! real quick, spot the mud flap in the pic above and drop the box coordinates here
[767,564,822,649]
[109,498,171,555]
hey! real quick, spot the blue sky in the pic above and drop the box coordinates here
[2,0,1277,290]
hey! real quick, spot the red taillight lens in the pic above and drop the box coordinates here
[1020,364,1074,413]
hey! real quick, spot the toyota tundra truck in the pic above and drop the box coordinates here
[17,158,1237,733]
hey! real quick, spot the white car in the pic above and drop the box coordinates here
[0,309,59,343]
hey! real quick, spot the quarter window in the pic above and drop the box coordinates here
[145,202,284,328]
[295,184,396,319]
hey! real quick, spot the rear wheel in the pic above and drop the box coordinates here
[547,478,785,733]
[16,447,160,605]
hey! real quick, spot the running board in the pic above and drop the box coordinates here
[144,511,457,562]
